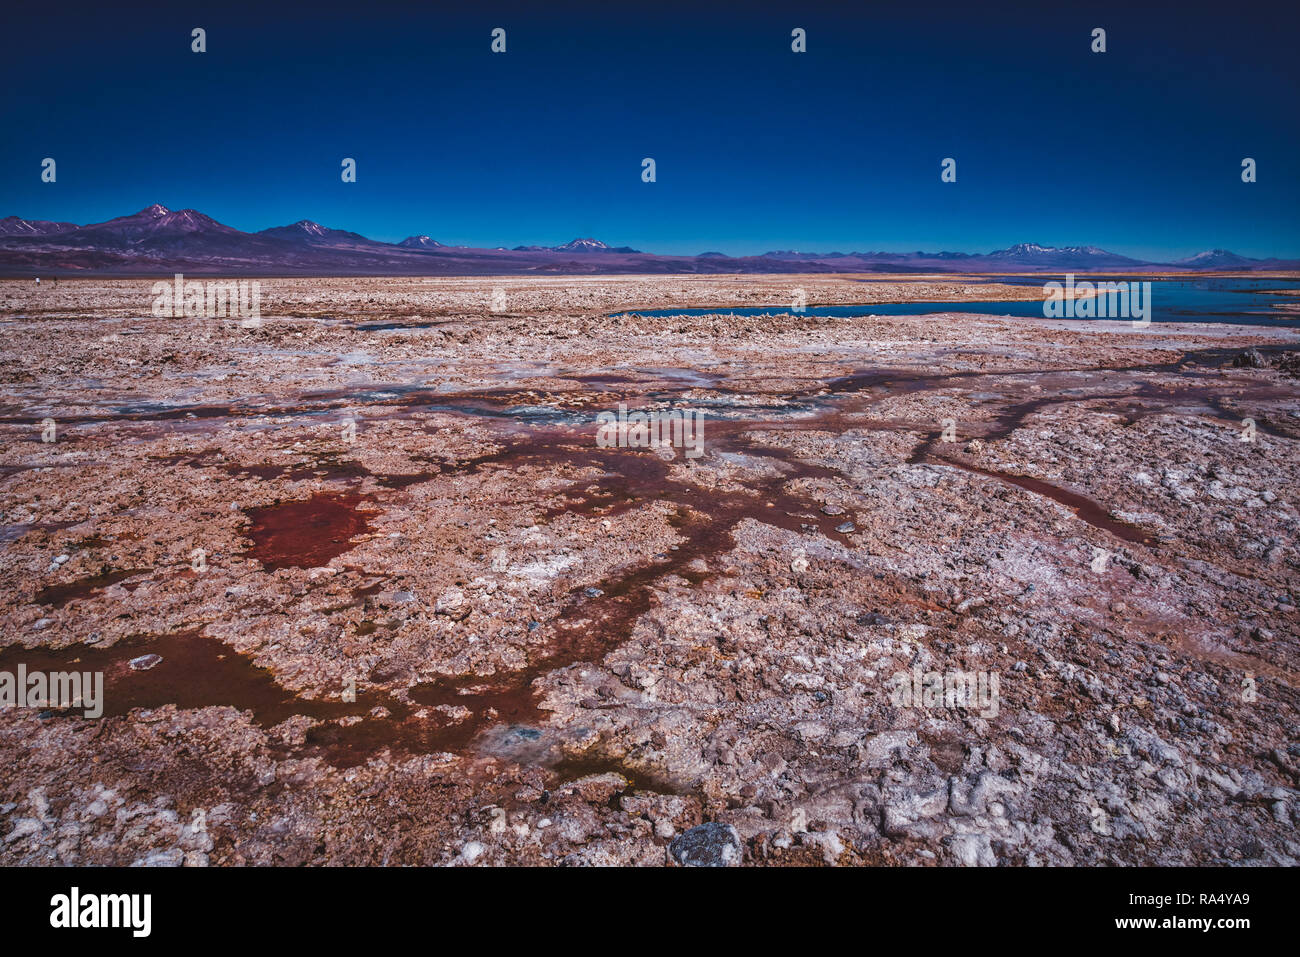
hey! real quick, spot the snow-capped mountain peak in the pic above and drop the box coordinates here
[554,237,610,251]
[398,235,444,248]
[1172,249,1257,267]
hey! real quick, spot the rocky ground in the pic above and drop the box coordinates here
[0,274,1296,866]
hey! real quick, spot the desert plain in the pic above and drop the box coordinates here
[0,274,1296,866]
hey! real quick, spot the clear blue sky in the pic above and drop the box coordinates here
[1,0,1297,259]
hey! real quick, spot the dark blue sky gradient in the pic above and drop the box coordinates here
[2,0,1297,259]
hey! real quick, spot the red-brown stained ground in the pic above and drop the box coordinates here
[0,630,377,724]
[245,492,374,571]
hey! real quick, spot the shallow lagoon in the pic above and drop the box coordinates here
[616,277,1300,327]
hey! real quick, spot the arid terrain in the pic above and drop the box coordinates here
[0,274,1296,866]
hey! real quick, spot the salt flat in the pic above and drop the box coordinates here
[0,274,1296,866]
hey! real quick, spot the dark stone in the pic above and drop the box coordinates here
[670,822,742,867]
[1232,348,1267,369]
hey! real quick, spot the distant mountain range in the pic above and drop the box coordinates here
[511,238,642,254]
[2,205,1296,276]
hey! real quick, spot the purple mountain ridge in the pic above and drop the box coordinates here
[1,206,1295,276]
[257,220,381,247]
[0,215,78,237]
[75,204,240,240]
